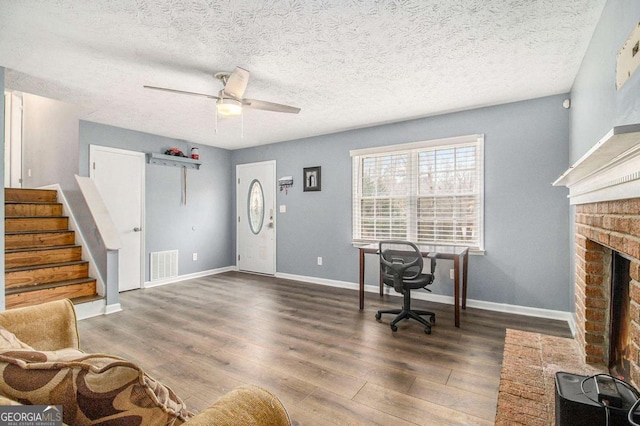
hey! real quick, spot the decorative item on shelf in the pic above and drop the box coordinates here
[303,167,321,192]
[190,147,199,160]
[164,148,187,157]
[278,176,293,194]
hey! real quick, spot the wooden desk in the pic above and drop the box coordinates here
[358,243,469,327]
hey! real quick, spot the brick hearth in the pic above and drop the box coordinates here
[575,197,640,385]
[495,329,603,425]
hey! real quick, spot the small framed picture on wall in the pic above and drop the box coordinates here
[303,166,321,192]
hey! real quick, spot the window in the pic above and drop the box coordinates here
[351,134,484,251]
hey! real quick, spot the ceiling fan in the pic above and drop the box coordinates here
[144,67,301,116]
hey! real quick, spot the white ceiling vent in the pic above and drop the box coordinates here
[150,250,178,281]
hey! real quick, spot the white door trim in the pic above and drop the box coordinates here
[236,160,276,275]
[89,144,146,291]
[4,91,23,188]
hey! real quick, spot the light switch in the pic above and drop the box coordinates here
[279,205,286,213]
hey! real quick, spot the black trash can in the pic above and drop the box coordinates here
[555,371,639,426]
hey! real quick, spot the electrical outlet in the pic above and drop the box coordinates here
[317,257,323,266]
[450,269,455,280]
[192,253,198,261]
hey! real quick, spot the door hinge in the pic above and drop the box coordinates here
[238,178,240,184]
[92,162,96,170]
[238,216,240,223]
[238,255,240,261]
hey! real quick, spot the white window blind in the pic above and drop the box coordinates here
[351,134,484,251]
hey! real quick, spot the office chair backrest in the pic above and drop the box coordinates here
[379,241,424,292]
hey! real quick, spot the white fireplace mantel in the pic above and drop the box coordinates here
[553,124,640,205]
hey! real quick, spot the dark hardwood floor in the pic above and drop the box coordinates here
[77,271,572,425]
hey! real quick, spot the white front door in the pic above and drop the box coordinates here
[90,145,145,292]
[237,161,276,275]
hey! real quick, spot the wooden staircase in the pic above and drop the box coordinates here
[4,188,98,309]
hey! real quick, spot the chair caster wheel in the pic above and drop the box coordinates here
[375,313,381,320]
[430,315,436,324]
[390,324,398,332]
[424,327,431,335]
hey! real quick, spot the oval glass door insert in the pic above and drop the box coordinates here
[248,179,264,234]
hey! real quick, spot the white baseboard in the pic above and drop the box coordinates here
[275,272,573,324]
[76,301,121,319]
[105,303,123,315]
[75,299,106,320]
[275,272,359,291]
[144,266,235,288]
[568,312,578,337]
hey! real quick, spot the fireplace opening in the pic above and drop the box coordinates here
[609,251,632,381]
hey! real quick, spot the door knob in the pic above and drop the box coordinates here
[133,227,142,232]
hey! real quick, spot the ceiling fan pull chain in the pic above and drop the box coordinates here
[214,107,218,134]
[241,110,244,139]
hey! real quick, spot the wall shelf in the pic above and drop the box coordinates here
[553,123,640,204]
[148,153,201,169]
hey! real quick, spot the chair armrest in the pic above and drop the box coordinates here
[185,385,291,426]
[0,299,80,351]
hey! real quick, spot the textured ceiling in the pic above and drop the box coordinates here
[0,0,605,150]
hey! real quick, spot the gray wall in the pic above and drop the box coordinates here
[570,0,640,163]
[0,66,5,310]
[233,94,571,311]
[79,122,234,280]
[21,94,80,191]
[568,0,640,313]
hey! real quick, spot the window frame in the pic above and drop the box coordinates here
[351,134,485,253]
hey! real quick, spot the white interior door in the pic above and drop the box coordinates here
[90,145,144,292]
[237,161,276,275]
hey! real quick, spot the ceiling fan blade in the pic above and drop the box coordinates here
[223,67,250,99]
[243,98,301,114]
[144,85,220,100]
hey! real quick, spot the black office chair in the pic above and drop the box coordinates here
[375,240,437,334]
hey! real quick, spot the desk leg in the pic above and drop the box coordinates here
[379,269,383,297]
[359,249,365,310]
[454,256,460,328]
[462,251,468,310]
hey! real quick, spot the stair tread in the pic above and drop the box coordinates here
[6,260,89,273]
[71,294,104,304]
[5,201,62,205]
[5,278,96,295]
[6,230,73,235]
[5,216,68,219]
[5,245,80,254]
[5,190,58,203]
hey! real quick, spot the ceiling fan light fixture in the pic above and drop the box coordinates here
[216,98,242,116]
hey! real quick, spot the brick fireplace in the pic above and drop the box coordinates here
[553,124,640,385]
[496,125,640,424]
[553,124,640,386]
[574,198,640,384]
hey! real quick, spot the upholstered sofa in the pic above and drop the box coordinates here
[0,299,291,426]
